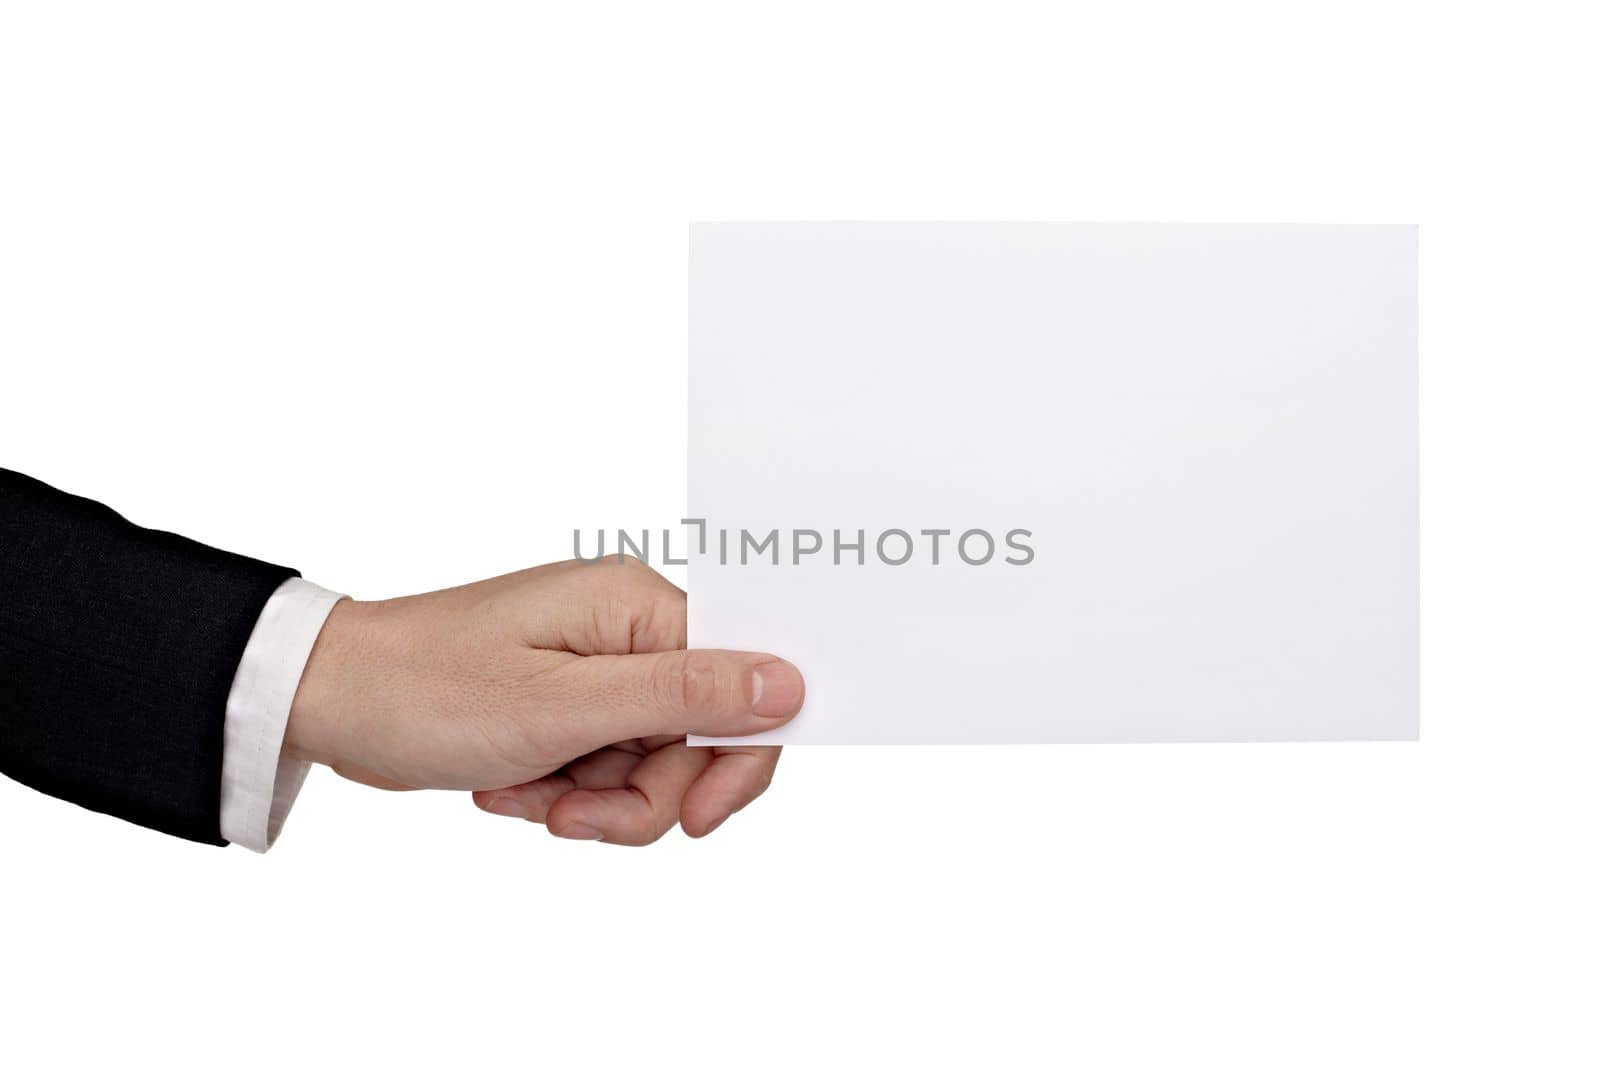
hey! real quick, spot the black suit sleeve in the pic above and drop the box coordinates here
[0,468,298,844]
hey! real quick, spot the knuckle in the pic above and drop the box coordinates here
[596,554,668,600]
[746,757,778,801]
[755,766,777,797]
[653,653,726,716]
[616,557,673,598]
[606,553,653,583]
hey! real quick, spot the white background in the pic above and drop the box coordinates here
[0,2,1595,1082]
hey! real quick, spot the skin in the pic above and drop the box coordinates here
[284,557,803,845]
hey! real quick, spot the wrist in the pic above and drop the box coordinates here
[284,597,373,765]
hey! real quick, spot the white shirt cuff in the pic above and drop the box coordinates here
[220,577,344,852]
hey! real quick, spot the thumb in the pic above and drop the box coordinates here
[553,649,805,745]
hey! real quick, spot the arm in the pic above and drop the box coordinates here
[1,469,801,847]
[0,468,294,843]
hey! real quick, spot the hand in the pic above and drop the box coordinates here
[284,557,803,844]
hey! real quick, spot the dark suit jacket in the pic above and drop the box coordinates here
[1,469,297,844]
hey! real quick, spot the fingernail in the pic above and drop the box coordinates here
[555,822,604,841]
[484,797,529,819]
[751,660,805,717]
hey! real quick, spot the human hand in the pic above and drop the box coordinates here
[283,558,803,844]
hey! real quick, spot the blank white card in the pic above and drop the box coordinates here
[688,224,1417,744]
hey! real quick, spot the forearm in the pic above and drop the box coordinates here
[0,468,296,843]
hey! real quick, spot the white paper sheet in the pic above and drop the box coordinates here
[688,223,1417,744]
